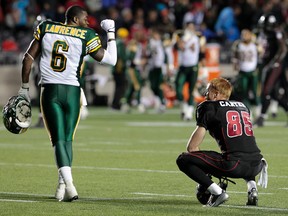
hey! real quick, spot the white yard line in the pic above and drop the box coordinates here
[132,191,273,197]
[132,192,288,212]
[222,204,288,212]
[0,191,50,197]
[126,121,286,127]
[0,162,288,178]
[0,199,37,203]
[0,162,179,173]
[1,191,287,212]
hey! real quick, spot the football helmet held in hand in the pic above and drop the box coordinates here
[2,95,32,134]
[196,184,211,205]
[100,19,115,32]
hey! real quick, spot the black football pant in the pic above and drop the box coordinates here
[176,151,263,189]
[261,66,288,114]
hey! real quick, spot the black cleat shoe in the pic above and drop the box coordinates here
[246,188,258,206]
[206,191,229,207]
[254,116,264,127]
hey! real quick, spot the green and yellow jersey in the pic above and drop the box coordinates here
[34,20,102,86]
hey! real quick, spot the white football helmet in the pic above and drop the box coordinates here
[2,95,32,134]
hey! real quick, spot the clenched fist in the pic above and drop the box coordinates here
[100,19,115,32]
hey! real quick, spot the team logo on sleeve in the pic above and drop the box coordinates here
[86,36,102,53]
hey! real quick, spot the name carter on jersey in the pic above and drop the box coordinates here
[219,101,245,107]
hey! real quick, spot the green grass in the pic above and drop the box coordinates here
[0,106,288,216]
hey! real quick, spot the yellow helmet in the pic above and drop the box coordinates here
[117,28,129,38]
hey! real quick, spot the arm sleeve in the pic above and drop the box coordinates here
[100,32,117,66]
[100,40,117,66]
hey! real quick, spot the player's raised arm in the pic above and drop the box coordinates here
[90,19,117,66]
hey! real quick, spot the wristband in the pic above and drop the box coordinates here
[22,83,29,89]
[107,32,115,40]
[25,52,34,61]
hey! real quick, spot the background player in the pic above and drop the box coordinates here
[18,5,117,201]
[231,29,259,110]
[254,14,288,127]
[174,22,201,120]
[147,27,167,113]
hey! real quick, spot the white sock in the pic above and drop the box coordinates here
[59,166,73,187]
[58,170,65,184]
[54,146,66,185]
[182,102,188,113]
[207,183,222,195]
[246,180,257,192]
[185,105,194,119]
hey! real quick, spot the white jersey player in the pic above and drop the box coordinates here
[18,5,117,202]
[231,29,259,108]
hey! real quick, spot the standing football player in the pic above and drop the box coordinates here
[231,29,259,109]
[176,77,267,207]
[17,5,117,201]
[253,14,288,127]
[174,22,201,121]
[147,27,167,113]
[120,28,148,113]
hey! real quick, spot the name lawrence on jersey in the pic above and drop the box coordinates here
[45,24,87,39]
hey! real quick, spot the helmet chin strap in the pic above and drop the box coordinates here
[15,100,32,128]
[15,118,31,128]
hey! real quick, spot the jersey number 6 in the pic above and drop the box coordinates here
[51,40,69,72]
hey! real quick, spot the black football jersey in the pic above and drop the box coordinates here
[196,100,262,161]
[262,30,282,62]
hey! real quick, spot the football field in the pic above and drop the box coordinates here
[1,106,288,216]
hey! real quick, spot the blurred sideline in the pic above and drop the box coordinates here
[0,63,235,107]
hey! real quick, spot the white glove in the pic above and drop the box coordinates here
[80,88,87,107]
[100,19,115,32]
[257,158,268,188]
[18,83,31,102]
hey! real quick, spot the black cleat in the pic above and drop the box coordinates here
[206,191,229,207]
[246,188,258,206]
[254,116,264,127]
[271,113,277,119]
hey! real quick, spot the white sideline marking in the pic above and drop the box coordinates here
[0,162,288,178]
[132,191,273,197]
[126,121,285,127]
[132,192,193,198]
[222,204,288,212]
[222,191,273,195]
[126,122,193,127]
[0,191,153,202]
[0,199,37,203]
[0,162,179,173]
[132,192,288,212]
[0,191,50,197]
[1,191,287,212]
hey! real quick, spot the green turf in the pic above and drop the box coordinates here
[0,106,288,216]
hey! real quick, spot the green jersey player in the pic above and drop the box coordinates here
[18,5,117,201]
